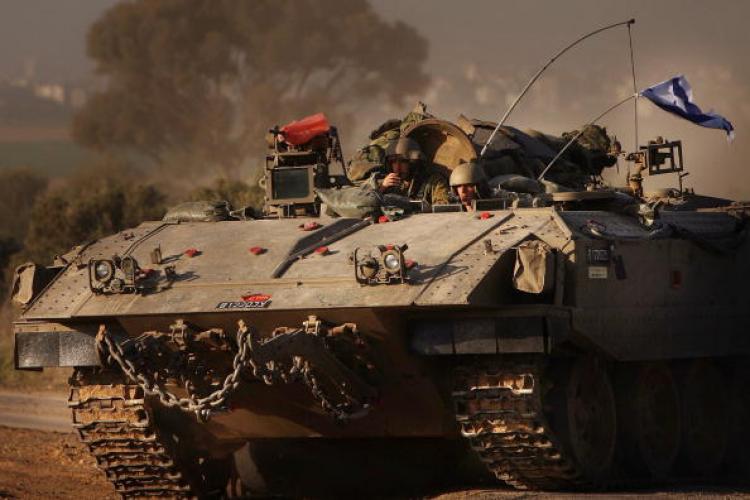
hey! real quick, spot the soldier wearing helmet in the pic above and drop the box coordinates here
[378,137,450,205]
[450,160,488,211]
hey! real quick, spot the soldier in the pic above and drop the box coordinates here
[449,160,488,211]
[378,137,450,205]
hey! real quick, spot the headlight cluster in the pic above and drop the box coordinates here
[88,256,140,294]
[353,244,409,285]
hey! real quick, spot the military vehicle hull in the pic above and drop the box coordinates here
[12,203,750,496]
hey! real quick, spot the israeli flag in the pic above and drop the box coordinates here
[640,75,735,140]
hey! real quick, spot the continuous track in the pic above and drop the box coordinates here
[452,359,588,490]
[68,380,198,499]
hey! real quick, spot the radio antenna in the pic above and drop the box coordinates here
[537,93,637,182]
[479,18,636,158]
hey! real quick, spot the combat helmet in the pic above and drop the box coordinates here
[386,137,425,162]
[450,159,487,188]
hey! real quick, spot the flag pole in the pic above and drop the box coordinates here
[627,21,639,187]
[627,21,639,151]
[479,18,636,158]
[537,93,637,182]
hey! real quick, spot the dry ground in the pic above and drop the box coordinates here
[0,425,749,499]
[0,426,116,500]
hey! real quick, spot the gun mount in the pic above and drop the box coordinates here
[626,137,687,196]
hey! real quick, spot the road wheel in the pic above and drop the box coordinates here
[679,359,730,477]
[618,362,681,480]
[564,357,617,482]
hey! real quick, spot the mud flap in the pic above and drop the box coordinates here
[14,330,101,369]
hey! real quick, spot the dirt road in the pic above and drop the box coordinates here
[0,391,115,499]
[0,424,748,499]
[0,391,748,499]
[0,390,70,433]
[0,426,116,499]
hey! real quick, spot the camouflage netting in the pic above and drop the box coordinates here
[462,119,616,190]
[347,103,617,192]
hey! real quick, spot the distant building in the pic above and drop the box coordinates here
[0,60,94,125]
[34,84,66,105]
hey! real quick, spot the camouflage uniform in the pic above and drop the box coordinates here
[347,102,434,185]
[379,166,450,205]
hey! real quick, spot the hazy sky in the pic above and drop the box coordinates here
[0,1,118,81]
[371,0,750,199]
[1,0,748,198]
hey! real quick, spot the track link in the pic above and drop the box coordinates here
[452,360,588,490]
[68,382,198,499]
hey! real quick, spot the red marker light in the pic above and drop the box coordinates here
[378,215,389,223]
[249,246,266,255]
[386,244,394,250]
[184,248,200,257]
[315,246,330,255]
[300,221,322,231]
[480,211,492,220]
[405,259,417,269]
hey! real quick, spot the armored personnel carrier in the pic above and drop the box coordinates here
[11,107,750,497]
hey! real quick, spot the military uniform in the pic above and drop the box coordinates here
[347,102,434,185]
[347,104,449,205]
[379,166,450,205]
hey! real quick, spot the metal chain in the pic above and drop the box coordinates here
[240,321,368,422]
[97,319,371,423]
[96,323,252,422]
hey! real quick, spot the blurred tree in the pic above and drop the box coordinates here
[0,168,48,297]
[73,0,430,177]
[23,162,167,264]
[0,237,21,299]
[0,168,48,242]
[189,178,264,210]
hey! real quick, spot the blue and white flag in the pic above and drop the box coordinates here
[640,75,735,140]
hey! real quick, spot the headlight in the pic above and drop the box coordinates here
[88,256,142,294]
[382,252,401,274]
[94,260,114,282]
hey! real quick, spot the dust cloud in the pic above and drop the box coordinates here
[370,0,750,199]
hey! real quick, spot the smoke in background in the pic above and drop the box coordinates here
[0,0,433,278]
[70,0,430,187]
[2,0,748,198]
[367,0,750,200]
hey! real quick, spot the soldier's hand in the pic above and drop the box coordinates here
[380,173,401,191]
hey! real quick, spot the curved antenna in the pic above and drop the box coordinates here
[537,93,637,182]
[480,18,636,158]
